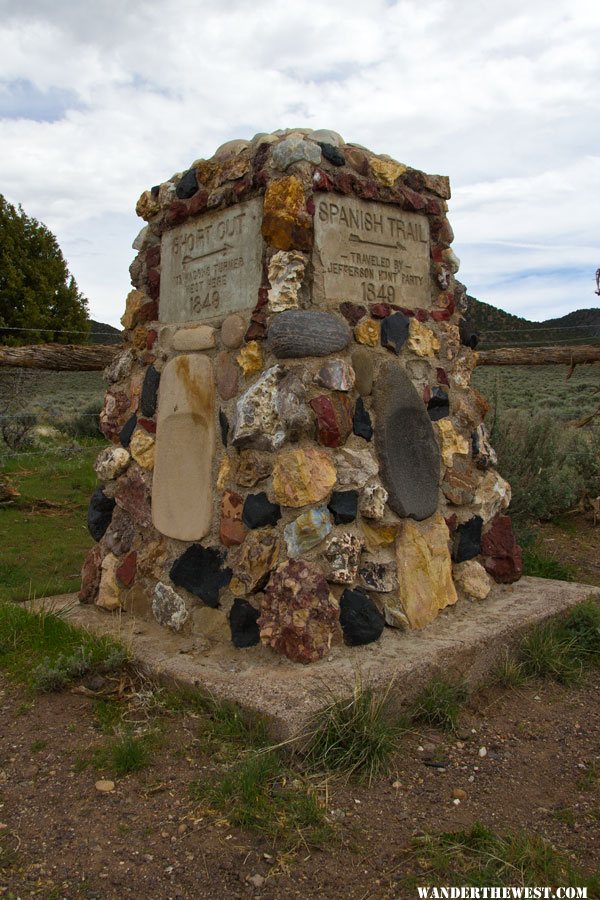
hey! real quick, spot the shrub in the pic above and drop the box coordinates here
[490,411,600,522]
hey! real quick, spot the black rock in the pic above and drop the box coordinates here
[459,319,479,349]
[318,142,345,166]
[328,490,358,525]
[242,493,281,529]
[87,487,116,541]
[140,365,160,418]
[170,544,232,608]
[427,387,450,421]
[175,168,198,200]
[373,362,440,520]
[229,598,260,648]
[353,397,373,441]
[452,515,483,562]
[380,311,410,355]
[267,310,351,359]
[339,588,385,646]
[150,185,160,198]
[219,409,229,446]
[119,414,137,448]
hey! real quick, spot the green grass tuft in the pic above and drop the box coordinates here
[192,749,331,847]
[410,678,468,732]
[0,600,128,690]
[521,546,575,581]
[302,678,405,783]
[403,821,599,891]
[497,599,600,688]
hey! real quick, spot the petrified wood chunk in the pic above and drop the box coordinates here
[267,310,351,358]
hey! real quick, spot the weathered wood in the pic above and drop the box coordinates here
[0,343,120,371]
[477,344,600,366]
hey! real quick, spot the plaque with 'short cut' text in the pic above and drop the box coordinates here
[312,196,430,309]
[159,198,263,324]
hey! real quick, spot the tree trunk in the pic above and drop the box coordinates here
[0,343,120,371]
[477,344,600,366]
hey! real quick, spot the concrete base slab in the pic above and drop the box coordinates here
[36,577,599,740]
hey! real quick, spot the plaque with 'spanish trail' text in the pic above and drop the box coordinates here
[159,198,263,324]
[312,197,430,309]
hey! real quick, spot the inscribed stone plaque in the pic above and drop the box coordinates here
[159,198,263,324]
[312,197,430,309]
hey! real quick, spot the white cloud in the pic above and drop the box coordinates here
[0,0,599,326]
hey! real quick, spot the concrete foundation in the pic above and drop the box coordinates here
[37,577,599,740]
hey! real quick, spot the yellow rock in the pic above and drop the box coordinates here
[261,176,311,251]
[392,513,457,629]
[120,289,146,330]
[370,157,407,186]
[96,553,122,611]
[408,319,441,357]
[272,448,336,508]
[435,419,469,467]
[217,456,232,490]
[354,318,380,347]
[237,341,263,377]
[452,560,492,601]
[135,190,160,220]
[359,521,399,552]
[130,429,155,470]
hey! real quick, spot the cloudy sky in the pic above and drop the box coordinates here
[1,0,599,329]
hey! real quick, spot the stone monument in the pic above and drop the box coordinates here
[81,128,522,663]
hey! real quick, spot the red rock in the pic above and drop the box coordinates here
[431,246,444,263]
[220,490,247,547]
[309,394,353,448]
[397,306,415,317]
[146,269,160,300]
[116,551,137,587]
[79,544,102,604]
[339,302,367,325]
[431,308,452,322]
[333,172,357,195]
[415,308,429,322]
[312,168,333,191]
[426,198,443,216]
[165,200,189,226]
[138,417,156,434]
[305,196,315,216]
[436,368,450,386]
[188,189,209,216]
[216,351,240,400]
[370,303,392,319]
[445,514,458,532]
[100,390,131,442]
[259,559,339,663]
[422,384,432,403]
[115,466,152,528]
[354,179,380,201]
[145,245,160,268]
[481,515,522,584]
[146,329,158,350]
[233,176,252,199]
[398,185,428,210]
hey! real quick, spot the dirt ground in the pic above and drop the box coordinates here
[535,513,600,586]
[1,671,598,899]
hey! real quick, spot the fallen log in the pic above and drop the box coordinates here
[477,344,600,366]
[0,343,120,371]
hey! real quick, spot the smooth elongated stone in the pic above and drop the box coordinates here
[152,355,215,541]
[267,310,351,358]
[373,362,440,520]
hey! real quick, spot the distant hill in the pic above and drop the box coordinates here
[465,297,600,348]
[89,320,123,345]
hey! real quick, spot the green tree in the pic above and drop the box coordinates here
[0,195,90,345]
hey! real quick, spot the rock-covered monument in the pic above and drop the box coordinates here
[81,128,522,663]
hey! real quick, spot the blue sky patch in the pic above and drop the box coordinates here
[0,79,81,122]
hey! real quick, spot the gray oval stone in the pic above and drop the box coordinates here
[373,362,440,520]
[267,310,351,359]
